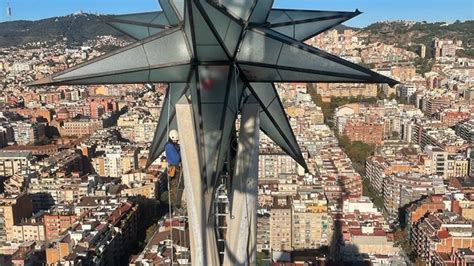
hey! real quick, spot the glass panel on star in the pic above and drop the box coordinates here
[151,12,170,25]
[226,71,245,113]
[200,1,230,37]
[143,30,191,66]
[187,72,203,144]
[183,2,193,51]
[237,30,283,64]
[266,99,300,156]
[260,113,299,161]
[239,64,281,82]
[277,69,362,82]
[108,22,160,40]
[114,12,163,24]
[270,24,295,39]
[149,27,166,36]
[284,10,349,21]
[277,44,371,77]
[196,46,229,61]
[201,103,227,184]
[224,21,243,56]
[149,65,191,82]
[292,18,349,41]
[171,0,185,20]
[57,70,151,85]
[251,82,300,155]
[191,1,228,60]
[149,83,188,162]
[217,0,255,21]
[159,0,180,24]
[200,1,243,55]
[266,10,292,24]
[249,83,277,109]
[170,82,189,103]
[198,65,230,103]
[248,0,273,23]
[56,45,149,80]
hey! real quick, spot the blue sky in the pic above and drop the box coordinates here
[1,0,473,27]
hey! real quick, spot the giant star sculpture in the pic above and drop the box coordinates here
[30,0,396,264]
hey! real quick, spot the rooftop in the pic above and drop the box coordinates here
[0,150,32,158]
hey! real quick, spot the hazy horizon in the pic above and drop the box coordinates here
[0,0,472,27]
[0,11,472,28]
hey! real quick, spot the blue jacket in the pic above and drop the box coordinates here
[165,142,181,165]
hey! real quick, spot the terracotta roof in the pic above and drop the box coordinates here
[437,230,450,239]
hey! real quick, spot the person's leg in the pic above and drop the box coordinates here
[175,166,185,209]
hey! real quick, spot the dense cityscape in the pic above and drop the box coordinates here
[0,10,473,266]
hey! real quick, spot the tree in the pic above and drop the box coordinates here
[362,178,383,209]
[336,134,375,176]
[145,223,159,243]
[338,134,351,148]
[257,252,269,266]
[415,257,426,266]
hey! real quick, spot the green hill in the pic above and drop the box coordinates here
[362,20,474,55]
[0,13,125,47]
[1,14,472,55]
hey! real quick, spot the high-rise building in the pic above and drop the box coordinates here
[104,145,122,178]
[257,215,270,252]
[398,84,417,101]
[439,110,470,128]
[411,122,467,153]
[43,211,77,241]
[0,124,15,147]
[259,150,302,181]
[391,66,416,82]
[315,83,377,102]
[270,197,292,251]
[424,145,469,180]
[384,172,444,218]
[0,151,34,177]
[366,156,413,194]
[61,118,103,137]
[421,95,453,116]
[45,200,138,265]
[405,194,446,229]
[344,121,384,145]
[88,100,105,119]
[135,118,157,143]
[412,212,473,261]
[292,196,330,249]
[13,121,46,145]
[92,145,140,178]
[455,119,474,142]
[12,213,45,243]
[0,194,34,242]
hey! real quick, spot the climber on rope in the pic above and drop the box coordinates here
[165,129,181,178]
[165,129,185,210]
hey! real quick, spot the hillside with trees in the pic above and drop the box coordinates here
[1,12,472,57]
[0,13,126,47]
[362,20,474,58]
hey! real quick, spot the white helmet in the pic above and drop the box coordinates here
[169,129,179,141]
